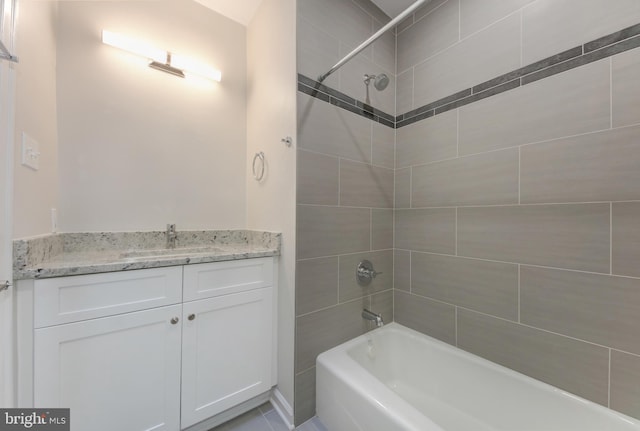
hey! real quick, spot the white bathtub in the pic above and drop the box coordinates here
[316,323,640,431]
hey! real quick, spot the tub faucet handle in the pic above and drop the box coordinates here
[356,260,382,286]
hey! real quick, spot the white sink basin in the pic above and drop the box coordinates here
[120,246,223,260]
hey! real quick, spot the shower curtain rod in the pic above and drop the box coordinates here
[317,0,428,83]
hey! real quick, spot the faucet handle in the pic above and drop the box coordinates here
[356,260,382,286]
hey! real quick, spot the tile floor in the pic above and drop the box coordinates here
[211,403,327,431]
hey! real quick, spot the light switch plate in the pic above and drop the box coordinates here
[21,132,40,170]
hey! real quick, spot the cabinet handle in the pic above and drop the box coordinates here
[170,317,179,325]
[188,314,196,321]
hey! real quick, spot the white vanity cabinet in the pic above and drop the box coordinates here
[180,258,275,429]
[20,257,277,431]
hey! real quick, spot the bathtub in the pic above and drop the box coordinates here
[316,322,640,431]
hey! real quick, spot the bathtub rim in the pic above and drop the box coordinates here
[316,322,640,429]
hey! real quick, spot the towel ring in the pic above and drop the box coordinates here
[252,152,265,181]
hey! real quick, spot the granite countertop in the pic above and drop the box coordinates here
[13,230,281,280]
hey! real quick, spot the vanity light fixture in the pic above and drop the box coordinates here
[101,30,222,82]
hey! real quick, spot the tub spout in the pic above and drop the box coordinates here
[362,309,383,327]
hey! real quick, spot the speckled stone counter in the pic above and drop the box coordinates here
[13,230,281,280]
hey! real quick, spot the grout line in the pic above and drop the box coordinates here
[454,207,458,256]
[408,250,412,293]
[449,304,622,352]
[458,0,461,41]
[610,202,613,275]
[409,166,413,209]
[519,9,523,67]
[518,146,521,205]
[610,57,614,129]
[517,264,521,323]
[456,109,460,157]
[608,348,612,408]
[454,306,458,346]
[384,249,640,281]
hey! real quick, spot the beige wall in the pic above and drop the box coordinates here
[13,1,59,238]
[246,0,297,420]
[394,0,640,420]
[55,1,247,232]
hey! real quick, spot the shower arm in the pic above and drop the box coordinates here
[317,0,429,83]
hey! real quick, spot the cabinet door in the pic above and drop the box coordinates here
[34,305,182,431]
[181,288,273,429]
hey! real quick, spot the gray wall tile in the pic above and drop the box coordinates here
[611,350,640,420]
[298,0,373,57]
[413,0,449,23]
[296,17,340,88]
[522,0,640,64]
[352,0,390,25]
[298,92,372,163]
[396,69,414,115]
[296,257,339,316]
[297,150,339,206]
[458,59,611,155]
[339,250,393,302]
[340,160,394,208]
[613,202,640,278]
[395,208,456,254]
[372,122,395,169]
[394,250,411,292]
[460,0,535,39]
[457,309,610,406]
[412,253,518,320]
[394,290,456,344]
[372,23,396,78]
[294,367,317,426]
[297,205,370,259]
[394,168,411,209]
[613,48,640,128]
[372,209,393,250]
[521,126,640,203]
[412,148,519,207]
[414,14,520,106]
[521,266,640,355]
[397,0,459,72]
[296,298,368,371]
[396,110,458,168]
[457,204,610,273]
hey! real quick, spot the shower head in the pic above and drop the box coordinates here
[364,73,389,91]
[374,73,389,91]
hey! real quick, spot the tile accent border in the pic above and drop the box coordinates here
[297,74,396,128]
[297,22,640,129]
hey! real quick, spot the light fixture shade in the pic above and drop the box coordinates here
[102,30,222,82]
[102,30,166,63]
[172,54,222,82]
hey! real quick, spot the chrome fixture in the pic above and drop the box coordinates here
[317,0,429,82]
[356,260,382,286]
[362,309,384,328]
[252,151,265,181]
[149,52,185,78]
[102,30,222,82]
[0,39,18,63]
[166,223,177,249]
[364,73,389,104]
[0,280,11,292]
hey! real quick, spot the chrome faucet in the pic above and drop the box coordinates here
[362,309,383,328]
[166,224,177,249]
